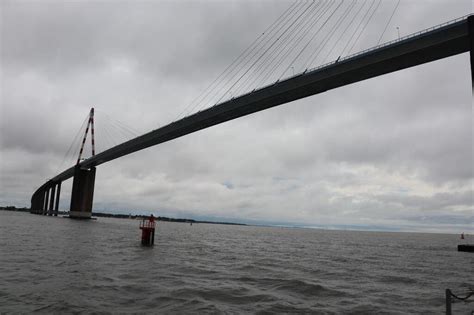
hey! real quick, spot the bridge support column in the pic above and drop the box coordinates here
[48,185,56,216]
[30,195,34,214]
[30,191,43,214]
[30,193,36,214]
[69,166,96,219]
[469,15,474,89]
[43,189,50,215]
[41,190,46,214]
[37,191,44,214]
[54,182,61,216]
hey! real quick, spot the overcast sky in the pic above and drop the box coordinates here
[1,0,472,233]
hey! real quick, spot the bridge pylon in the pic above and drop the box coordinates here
[68,107,97,219]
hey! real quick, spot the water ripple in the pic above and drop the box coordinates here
[0,212,472,313]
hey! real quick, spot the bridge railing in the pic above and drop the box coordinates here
[214,14,472,107]
[332,13,472,67]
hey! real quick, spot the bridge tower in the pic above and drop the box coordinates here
[69,108,96,219]
[69,166,96,218]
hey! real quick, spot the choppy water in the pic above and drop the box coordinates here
[0,211,472,313]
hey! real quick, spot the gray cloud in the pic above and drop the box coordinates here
[1,0,472,233]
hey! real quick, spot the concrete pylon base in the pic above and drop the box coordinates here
[69,210,92,219]
[69,166,96,219]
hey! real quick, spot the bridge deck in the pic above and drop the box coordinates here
[38,15,472,193]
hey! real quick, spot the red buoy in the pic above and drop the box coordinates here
[140,215,156,246]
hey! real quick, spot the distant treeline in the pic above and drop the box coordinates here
[0,206,29,212]
[92,212,246,226]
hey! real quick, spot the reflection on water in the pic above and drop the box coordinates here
[0,211,472,313]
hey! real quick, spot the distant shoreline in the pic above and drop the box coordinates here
[2,206,470,234]
[92,211,247,226]
[0,206,246,226]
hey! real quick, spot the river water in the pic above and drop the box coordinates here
[0,211,472,313]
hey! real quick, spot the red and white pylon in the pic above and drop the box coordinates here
[77,108,96,165]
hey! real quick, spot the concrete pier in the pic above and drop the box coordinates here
[69,166,96,219]
[43,189,50,215]
[30,191,43,214]
[54,182,61,216]
[48,185,56,216]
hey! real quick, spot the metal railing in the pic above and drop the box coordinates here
[445,288,473,315]
[313,13,473,72]
[139,219,156,229]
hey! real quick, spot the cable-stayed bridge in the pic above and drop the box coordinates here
[30,8,474,218]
